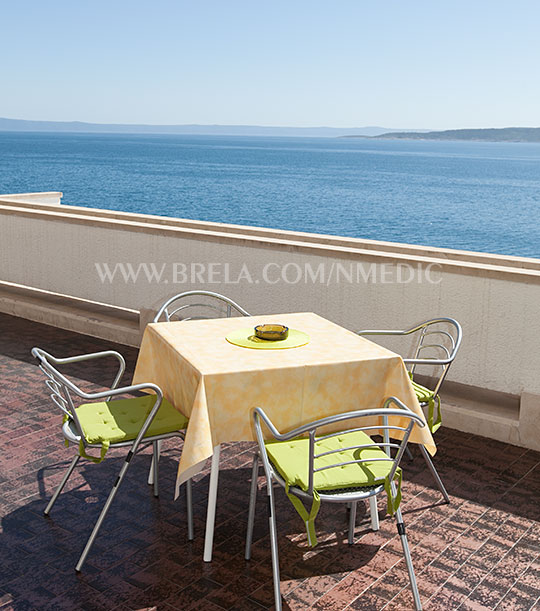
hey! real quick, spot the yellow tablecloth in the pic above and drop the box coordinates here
[132,312,435,496]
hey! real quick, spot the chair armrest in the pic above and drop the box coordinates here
[72,382,162,402]
[358,335,454,366]
[403,357,454,366]
[32,348,126,393]
[357,329,410,337]
[253,398,424,443]
[33,347,155,404]
[359,318,462,349]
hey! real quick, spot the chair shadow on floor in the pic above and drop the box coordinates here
[1,450,194,608]
[1,453,384,610]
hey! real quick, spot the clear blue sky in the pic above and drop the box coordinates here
[2,0,539,129]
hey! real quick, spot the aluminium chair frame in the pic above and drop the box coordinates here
[357,317,462,503]
[32,347,193,572]
[245,398,426,611]
[148,290,252,488]
[153,290,251,323]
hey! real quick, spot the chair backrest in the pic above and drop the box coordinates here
[153,290,251,323]
[32,347,90,440]
[358,318,462,397]
[253,398,425,497]
[405,318,462,395]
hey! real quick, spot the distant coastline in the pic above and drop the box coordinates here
[2,118,539,142]
[343,127,540,143]
[0,117,424,138]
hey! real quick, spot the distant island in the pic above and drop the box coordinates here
[344,127,540,143]
[0,117,425,138]
[3,118,538,142]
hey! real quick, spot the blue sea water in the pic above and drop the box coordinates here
[1,132,539,258]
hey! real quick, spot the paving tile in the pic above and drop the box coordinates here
[165,577,223,609]
[348,589,391,610]
[283,573,339,608]
[457,598,495,611]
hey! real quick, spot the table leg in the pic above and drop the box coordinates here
[148,439,161,485]
[203,444,221,562]
[369,495,379,531]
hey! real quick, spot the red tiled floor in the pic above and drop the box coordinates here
[1,312,540,610]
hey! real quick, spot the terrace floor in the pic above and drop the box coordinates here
[1,312,540,611]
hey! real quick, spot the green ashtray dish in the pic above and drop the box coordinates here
[254,324,289,341]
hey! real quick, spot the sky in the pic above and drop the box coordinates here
[2,0,540,130]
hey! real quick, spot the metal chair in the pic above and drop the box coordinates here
[32,347,193,572]
[245,399,426,611]
[153,290,251,323]
[149,290,252,484]
[357,318,462,502]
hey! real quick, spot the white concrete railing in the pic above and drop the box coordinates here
[1,193,540,450]
[0,191,63,206]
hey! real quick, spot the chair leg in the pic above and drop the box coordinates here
[395,506,422,610]
[152,441,159,497]
[369,495,379,531]
[148,439,161,486]
[405,446,414,461]
[75,451,133,572]
[419,445,450,503]
[44,454,80,516]
[348,501,357,544]
[186,478,194,541]
[245,453,259,560]
[267,481,282,611]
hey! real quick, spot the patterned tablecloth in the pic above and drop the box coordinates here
[133,312,435,496]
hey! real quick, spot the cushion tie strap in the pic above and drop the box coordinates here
[78,439,110,464]
[384,468,403,516]
[61,413,110,463]
[427,395,442,434]
[285,485,321,547]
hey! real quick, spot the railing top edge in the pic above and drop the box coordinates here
[3,197,538,265]
[1,201,540,280]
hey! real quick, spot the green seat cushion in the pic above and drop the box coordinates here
[265,429,401,547]
[265,429,394,493]
[75,395,188,445]
[410,379,436,403]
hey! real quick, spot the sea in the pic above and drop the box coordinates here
[1,131,539,259]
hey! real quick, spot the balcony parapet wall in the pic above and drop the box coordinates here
[1,193,539,451]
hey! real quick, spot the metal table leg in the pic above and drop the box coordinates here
[203,444,221,562]
[369,495,379,531]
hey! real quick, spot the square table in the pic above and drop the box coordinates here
[133,312,435,560]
